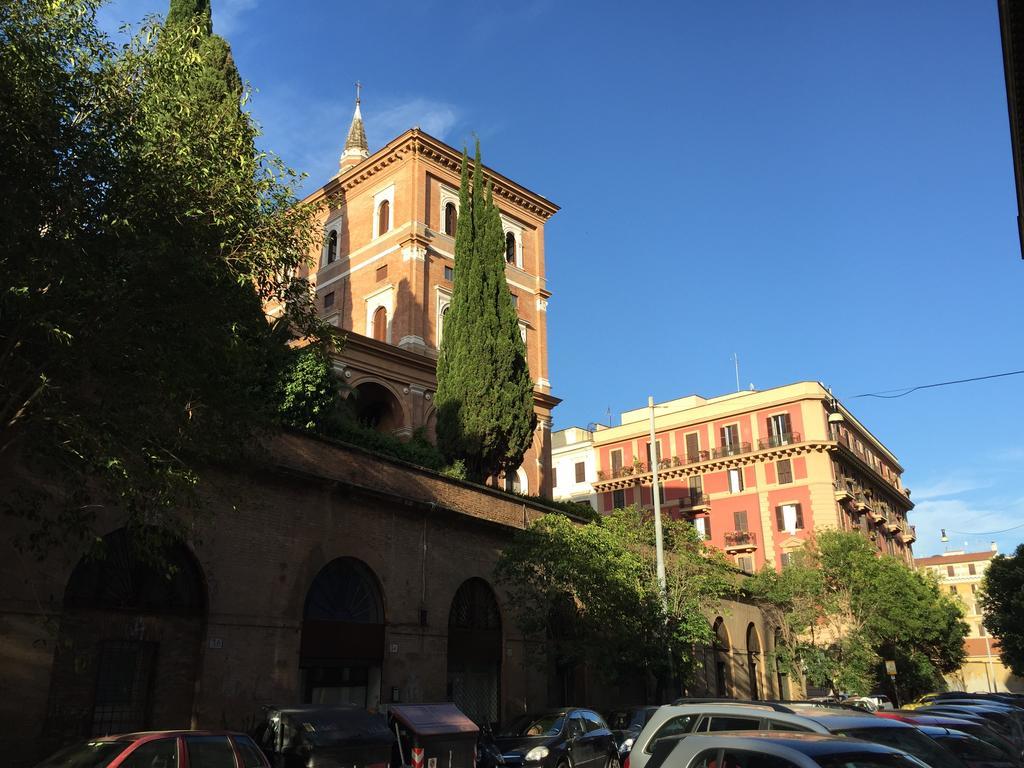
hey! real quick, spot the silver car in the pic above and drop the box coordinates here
[640,732,930,768]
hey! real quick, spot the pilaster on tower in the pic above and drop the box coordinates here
[339,85,369,173]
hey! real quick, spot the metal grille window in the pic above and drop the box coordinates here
[92,640,157,735]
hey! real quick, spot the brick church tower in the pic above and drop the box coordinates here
[299,94,560,497]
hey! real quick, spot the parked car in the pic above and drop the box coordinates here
[877,712,1021,764]
[604,707,660,761]
[916,726,1018,768]
[915,706,1024,750]
[34,731,268,768]
[628,703,967,768]
[251,705,394,768]
[642,731,935,768]
[479,709,619,768]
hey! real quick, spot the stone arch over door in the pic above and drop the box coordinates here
[746,623,763,700]
[447,578,502,726]
[45,529,207,741]
[711,616,732,697]
[300,557,386,708]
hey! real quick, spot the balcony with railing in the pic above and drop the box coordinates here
[898,523,917,544]
[724,530,758,553]
[757,432,801,450]
[868,505,886,523]
[712,442,752,459]
[884,515,902,533]
[834,481,853,502]
[676,492,711,511]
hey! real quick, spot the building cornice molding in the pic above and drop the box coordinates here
[306,130,560,221]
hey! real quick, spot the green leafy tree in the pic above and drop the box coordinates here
[496,506,733,698]
[0,0,327,557]
[748,531,967,698]
[435,142,535,483]
[981,543,1024,677]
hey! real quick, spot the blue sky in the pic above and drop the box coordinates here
[98,0,1024,556]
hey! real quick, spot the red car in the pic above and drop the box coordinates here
[33,730,269,768]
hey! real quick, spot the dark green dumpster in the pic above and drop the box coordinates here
[389,703,479,768]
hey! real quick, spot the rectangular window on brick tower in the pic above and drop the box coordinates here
[777,459,793,484]
[734,510,748,531]
[574,462,585,483]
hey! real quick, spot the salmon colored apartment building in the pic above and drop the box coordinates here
[589,382,916,571]
[288,97,561,495]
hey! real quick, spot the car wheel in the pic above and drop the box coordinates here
[606,755,620,768]
[557,759,571,768]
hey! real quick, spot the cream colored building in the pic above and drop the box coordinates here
[551,426,603,510]
[916,548,1024,693]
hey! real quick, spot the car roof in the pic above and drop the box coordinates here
[92,731,248,742]
[671,732,906,756]
[783,711,912,731]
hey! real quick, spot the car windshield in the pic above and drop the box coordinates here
[33,741,128,768]
[816,754,934,768]
[500,714,565,737]
[606,710,647,731]
[832,727,968,768]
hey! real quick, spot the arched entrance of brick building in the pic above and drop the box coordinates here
[300,557,385,708]
[45,529,206,741]
[447,578,502,726]
[746,623,763,700]
[351,382,404,434]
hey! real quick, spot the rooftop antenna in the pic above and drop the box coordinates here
[733,353,740,393]
[606,406,612,427]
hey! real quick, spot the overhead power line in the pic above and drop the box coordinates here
[852,368,1024,399]
[944,521,1024,536]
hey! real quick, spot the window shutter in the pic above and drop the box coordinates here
[686,433,700,460]
[794,504,804,529]
[611,450,623,471]
[775,506,785,531]
[720,426,728,446]
[704,516,712,539]
[551,467,558,488]
[575,462,585,483]
[734,511,748,531]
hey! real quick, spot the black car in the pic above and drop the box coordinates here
[604,707,659,761]
[918,726,1019,768]
[251,705,394,768]
[479,709,619,768]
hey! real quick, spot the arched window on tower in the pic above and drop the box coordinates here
[372,305,387,342]
[326,230,338,265]
[444,203,458,236]
[504,231,516,264]
[377,200,390,236]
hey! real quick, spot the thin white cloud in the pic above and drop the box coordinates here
[913,476,990,501]
[911,496,1024,558]
[370,98,460,146]
[213,0,258,36]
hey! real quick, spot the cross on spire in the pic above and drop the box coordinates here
[355,80,362,105]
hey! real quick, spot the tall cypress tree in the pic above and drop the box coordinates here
[165,0,242,103]
[436,142,536,484]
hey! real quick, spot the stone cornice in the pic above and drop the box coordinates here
[306,129,560,221]
[593,440,832,492]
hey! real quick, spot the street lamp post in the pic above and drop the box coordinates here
[649,396,667,601]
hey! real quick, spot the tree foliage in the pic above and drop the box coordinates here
[496,506,733,696]
[981,543,1024,677]
[435,143,535,483]
[747,531,967,698]
[0,0,327,555]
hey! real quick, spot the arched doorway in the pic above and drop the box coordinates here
[712,617,731,697]
[447,578,502,726]
[46,529,206,740]
[351,381,404,434]
[300,557,385,707]
[746,623,762,700]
